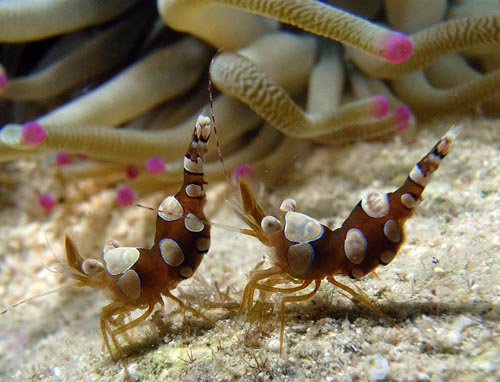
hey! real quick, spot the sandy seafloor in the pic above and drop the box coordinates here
[0,116,498,382]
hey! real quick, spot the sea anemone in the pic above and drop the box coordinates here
[1,1,498,203]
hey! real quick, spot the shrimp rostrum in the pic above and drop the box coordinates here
[236,125,461,354]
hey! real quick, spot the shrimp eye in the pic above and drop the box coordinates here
[261,215,281,233]
[280,198,297,212]
[82,259,105,276]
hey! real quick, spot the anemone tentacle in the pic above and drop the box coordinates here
[0,0,498,212]
[0,3,155,101]
[349,15,500,79]
[211,51,394,140]
[0,0,140,42]
[159,0,413,63]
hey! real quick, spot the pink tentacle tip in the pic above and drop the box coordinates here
[21,121,46,146]
[38,193,56,212]
[382,32,413,64]
[55,152,71,166]
[145,156,166,175]
[125,165,140,179]
[116,186,136,206]
[0,73,8,90]
[232,164,256,185]
[393,105,412,132]
[372,95,389,118]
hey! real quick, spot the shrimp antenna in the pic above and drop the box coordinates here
[208,53,243,205]
[1,285,76,315]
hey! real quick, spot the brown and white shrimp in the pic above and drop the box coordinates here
[234,125,462,354]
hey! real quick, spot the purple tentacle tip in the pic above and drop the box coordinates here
[372,95,389,118]
[116,186,136,206]
[393,105,412,132]
[21,121,46,146]
[232,164,256,184]
[125,165,140,179]
[145,156,166,175]
[55,152,71,166]
[382,32,413,64]
[0,73,8,90]
[38,193,56,212]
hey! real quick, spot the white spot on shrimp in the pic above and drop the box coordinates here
[286,242,315,275]
[379,250,396,265]
[179,266,193,278]
[183,156,203,174]
[344,228,367,264]
[350,268,365,279]
[184,213,204,232]
[117,270,141,300]
[104,247,140,275]
[409,164,427,187]
[401,193,417,209]
[196,237,210,253]
[284,211,323,242]
[159,238,184,266]
[158,195,183,221]
[361,192,389,218]
[185,184,203,198]
[383,220,401,243]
